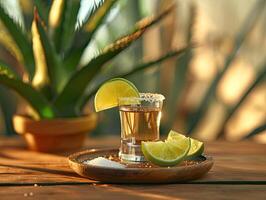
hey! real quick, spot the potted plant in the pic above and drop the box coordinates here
[0,0,187,152]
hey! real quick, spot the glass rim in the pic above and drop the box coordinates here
[118,93,165,102]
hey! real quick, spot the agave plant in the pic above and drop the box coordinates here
[0,0,188,121]
[161,0,266,139]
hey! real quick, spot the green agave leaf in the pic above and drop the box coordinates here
[60,0,80,53]
[49,0,66,52]
[216,63,266,139]
[0,85,17,135]
[54,30,145,117]
[187,0,266,135]
[134,4,174,31]
[32,10,65,97]
[164,4,196,133]
[244,123,266,139]
[49,0,80,54]
[83,0,117,36]
[77,47,189,111]
[54,6,174,117]
[0,64,55,119]
[64,2,174,72]
[64,0,118,71]
[0,60,17,134]
[0,22,24,63]
[0,60,19,78]
[165,50,192,132]
[0,4,34,78]
[33,0,49,24]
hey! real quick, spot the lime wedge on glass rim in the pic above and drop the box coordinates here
[141,137,191,167]
[94,78,140,112]
[167,130,204,159]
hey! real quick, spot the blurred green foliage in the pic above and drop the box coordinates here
[0,0,187,135]
[0,0,265,140]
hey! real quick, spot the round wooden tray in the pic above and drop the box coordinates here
[68,149,214,183]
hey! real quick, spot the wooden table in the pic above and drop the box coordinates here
[0,137,266,199]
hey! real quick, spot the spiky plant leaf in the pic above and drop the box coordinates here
[165,4,195,132]
[49,0,65,52]
[77,46,189,111]
[0,63,55,119]
[32,10,65,97]
[54,29,144,117]
[54,6,174,116]
[187,0,266,135]
[0,61,17,134]
[0,85,16,135]
[60,0,80,53]
[49,0,80,53]
[64,0,117,71]
[244,124,266,139]
[134,4,174,31]
[0,60,19,78]
[83,0,117,35]
[33,0,49,24]
[49,0,65,29]
[216,63,266,138]
[0,27,23,63]
[0,4,34,77]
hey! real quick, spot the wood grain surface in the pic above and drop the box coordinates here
[1,184,266,200]
[0,137,266,199]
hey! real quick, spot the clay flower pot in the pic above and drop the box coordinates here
[13,114,97,153]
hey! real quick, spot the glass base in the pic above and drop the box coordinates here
[119,152,146,162]
[119,139,146,162]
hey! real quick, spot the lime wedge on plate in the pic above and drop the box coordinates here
[94,78,139,112]
[167,130,204,159]
[141,137,191,167]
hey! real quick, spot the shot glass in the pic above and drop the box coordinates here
[118,93,165,162]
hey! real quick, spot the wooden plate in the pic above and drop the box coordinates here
[68,149,213,183]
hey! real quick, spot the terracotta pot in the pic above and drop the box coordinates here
[13,114,97,153]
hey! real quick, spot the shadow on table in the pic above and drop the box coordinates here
[0,163,83,179]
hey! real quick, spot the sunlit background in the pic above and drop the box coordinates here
[0,0,265,142]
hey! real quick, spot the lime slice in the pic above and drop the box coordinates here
[141,138,191,167]
[187,138,204,159]
[94,78,139,112]
[167,130,204,159]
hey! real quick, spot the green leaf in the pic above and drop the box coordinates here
[0,60,19,78]
[48,0,66,52]
[0,4,34,78]
[77,47,189,111]
[0,85,17,135]
[60,0,80,53]
[164,4,196,133]
[0,24,23,63]
[54,5,175,117]
[244,123,266,139]
[0,64,55,119]
[54,30,145,117]
[83,0,117,37]
[133,4,174,31]
[64,0,118,71]
[0,61,17,134]
[165,50,192,132]
[123,50,188,76]
[49,0,80,54]
[216,62,266,139]
[33,0,49,24]
[32,10,65,96]
[66,1,174,72]
[187,0,266,135]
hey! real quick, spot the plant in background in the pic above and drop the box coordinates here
[161,0,266,139]
[0,0,188,121]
